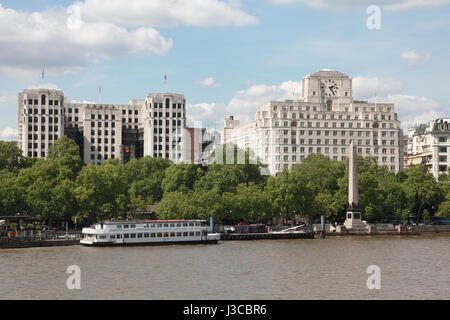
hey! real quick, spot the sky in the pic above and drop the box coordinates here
[0,0,449,140]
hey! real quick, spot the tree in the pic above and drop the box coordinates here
[0,141,31,173]
[125,156,171,204]
[229,183,271,223]
[291,154,346,221]
[156,191,197,220]
[14,159,78,223]
[403,165,445,223]
[264,170,314,225]
[161,163,204,194]
[47,135,84,178]
[74,160,128,223]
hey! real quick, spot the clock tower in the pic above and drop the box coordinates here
[301,69,353,109]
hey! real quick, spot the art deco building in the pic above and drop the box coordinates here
[405,118,450,179]
[18,88,187,165]
[222,70,404,175]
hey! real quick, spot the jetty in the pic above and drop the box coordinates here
[220,231,315,241]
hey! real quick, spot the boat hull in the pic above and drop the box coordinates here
[80,239,218,247]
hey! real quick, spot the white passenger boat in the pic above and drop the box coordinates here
[80,219,220,246]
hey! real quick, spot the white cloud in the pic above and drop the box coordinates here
[0,4,173,79]
[0,94,16,104]
[400,50,431,66]
[26,84,62,91]
[271,0,450,10]
[382,94,445,129]
[352,75,445,130]
[384,0,450,10]
[189,76,446,132]
[71,0,259,27]
[200,77,221,88]
[353,77,403,100]
[69,100,97,104]
[188,80,302,127]
[0,127,18,141]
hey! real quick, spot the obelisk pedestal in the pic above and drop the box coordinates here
[343,141,366,230]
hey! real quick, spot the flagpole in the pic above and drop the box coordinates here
[164,74,167,94]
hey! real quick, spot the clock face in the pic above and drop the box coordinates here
[321,79,339,97]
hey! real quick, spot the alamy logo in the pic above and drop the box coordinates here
[66,265,81,290]
[366,5,381,30]
[366,265,381,290]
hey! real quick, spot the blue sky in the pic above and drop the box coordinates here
[0,0,449,139]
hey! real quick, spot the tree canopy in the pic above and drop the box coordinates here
[0,138,448,226]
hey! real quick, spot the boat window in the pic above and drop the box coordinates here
[176,232,182,237]
[124,225,129,229]
[116,225,122,228]
[176,223,181,227]
[137,233,143,238]
[144,224,149,228]
[117,234,122,239]
[170,232,175,237]
[195,223,200,227]
[151,233,156,238]
[170,224,175,228]
[99,235,106,239]
[130,224,136,228]
[164,224,169,228]
[110,235,116,239]
[189,223,194,227]
[189,232,194,236]
[183,232,188,237]
[157,233,162,238]
[196,232,200,236]
[144,233,149,238]
[164,233,169,237]
[130,234,136,238]
[124,234,130,238]
[183,223,188,227]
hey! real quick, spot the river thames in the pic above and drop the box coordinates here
[0,235,449,300]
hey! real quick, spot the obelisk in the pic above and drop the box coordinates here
[344,141,364,229]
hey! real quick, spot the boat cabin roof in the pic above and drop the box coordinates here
[99,219,206,225]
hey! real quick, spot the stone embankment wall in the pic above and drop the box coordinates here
[411,225,450,233]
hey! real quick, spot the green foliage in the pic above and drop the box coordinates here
[403,165,444,223]
[162,163,204,194]
[74,160,128,223]
[1,139,448,226]
[0,141,31,173]
[47,135,84,178]
[125,157,171,204]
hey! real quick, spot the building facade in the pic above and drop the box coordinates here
[18,88,187,165]
[405,118,450,179]
[222,70,404,175]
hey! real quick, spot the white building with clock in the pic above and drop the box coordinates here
[222,69,404,175]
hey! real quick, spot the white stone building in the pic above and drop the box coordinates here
[222,70,404,175]
[18,89,187,165]
[405,118,450,179]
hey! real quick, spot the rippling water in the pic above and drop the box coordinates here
[0,235,449,300]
